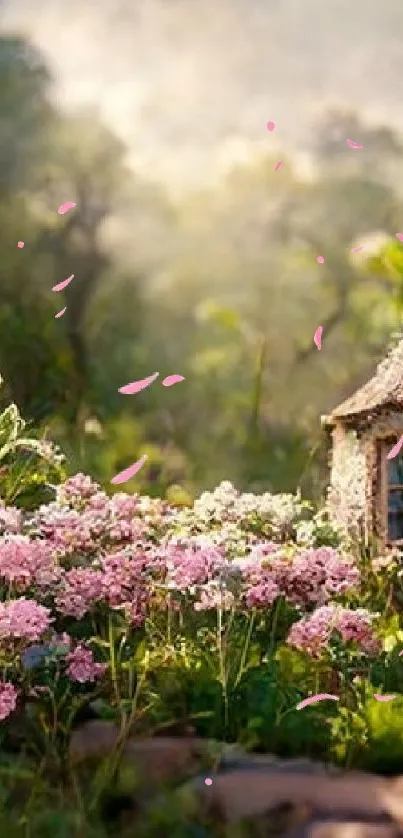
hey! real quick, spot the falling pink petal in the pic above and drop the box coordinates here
[274,160,283,172]
[57,201,77,215]
[296,694,339,710]
[111,454,148,485]
[118,372,159,395]
[396,233,403,242]
[374,694,395,702]
[55,307,66,319]
[387,435,403,460]
[314,326,323,351]
[351,245,364,253]
[346,139,363,149]
[162,374,185,387]
[17,241,24,249]
[204,778,213,786]
[316,255,325,264]
[266,121,276,132]
[399,650,403,656]
[52,274,74,292]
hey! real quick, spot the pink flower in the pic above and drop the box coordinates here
[122,593,150,626]
[238,545,284,608]
[337,608,381,655]
[288,605,335,657]
[283,548,360,607]
[0,598,52,642]
[65,644,106,683]
[104,501,145,544]
[0,535,58,589]
[55,568,103,618]
[287,605,379,658]
[98,549,151,625]
[0,681,18,721]
[244,576,281,608]
[31,491,146,558]
[0,503,22,534]
[108,493,140,520]
[161,542,227,592]
[100,550,148,607]
[248,542,281,560]
[31,504,97,557]
[239,546,360,611]
[194,582,235,611]
[56,473,101,507]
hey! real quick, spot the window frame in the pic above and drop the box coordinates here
[379,435,403,546]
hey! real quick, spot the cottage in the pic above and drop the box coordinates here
[322,337,403,549]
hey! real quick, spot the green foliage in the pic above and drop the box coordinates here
[1,27,403,497]
[0,376,64,506]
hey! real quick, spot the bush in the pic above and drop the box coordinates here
[0,390,401,831]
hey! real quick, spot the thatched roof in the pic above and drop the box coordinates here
[324,338,403,425]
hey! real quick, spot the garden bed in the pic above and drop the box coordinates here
[1,401,403,834]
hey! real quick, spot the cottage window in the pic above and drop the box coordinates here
[324,337,403,546]
[386,441,403,543]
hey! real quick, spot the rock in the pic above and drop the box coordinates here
[380,777,403,826]
[69,720,210,786]
[69,725,403,835]
[69,721,120,762]
[308,822,400,838]
[193,769,391,823]
[218,753,340,775]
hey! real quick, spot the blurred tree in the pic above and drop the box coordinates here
[33,112,134,415]
[1,36,403,502]
[313,109,402,175]
[0,35,53,193]
[362,239,403,320]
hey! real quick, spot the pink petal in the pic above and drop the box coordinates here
[346,139,363,149]
[52,274,74,292]
[17,241,24,248]
[55,307,66,319]
[58,201,77,215]
[396,233,403,242]
[266,121,276,132]
[314,326,323,351]
[111,454,148,485]
[316,255,325,264]
[387,435,403,460]
[373,694,395,702]
[204,777,213,786]
[118,372,159,395]
[274,160,283,172]
[162,374,185,387]
[351,245,364,253]
[296,694,339,710]
[399,650,403,656]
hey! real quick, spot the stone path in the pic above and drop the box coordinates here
[69,721,403,836]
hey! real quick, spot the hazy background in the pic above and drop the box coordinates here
[1,0,403,501]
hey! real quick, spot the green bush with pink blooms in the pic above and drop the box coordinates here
[0,457,399,761]
[2,387,403,834]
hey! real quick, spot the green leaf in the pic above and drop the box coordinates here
[0,403,24,449]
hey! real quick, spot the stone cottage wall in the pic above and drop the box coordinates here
[327,409,403,548]
[327,422,367,541]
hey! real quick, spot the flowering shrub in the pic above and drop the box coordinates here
[0,681,18,721]
[0,466,387,762]
[65,644,106,683]
[0,363,399,835]
[288,605,381,658]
